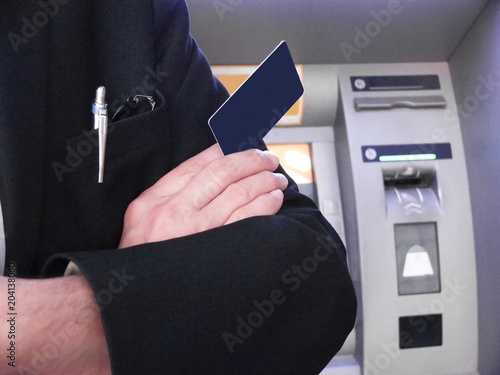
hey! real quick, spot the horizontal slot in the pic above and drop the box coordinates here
[354,95,447,111]
[384,176,431,189]
[383,166,435,189]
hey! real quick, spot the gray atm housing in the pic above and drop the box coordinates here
[335,63,478,375]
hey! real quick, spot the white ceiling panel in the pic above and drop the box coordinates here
[187,0,490,65]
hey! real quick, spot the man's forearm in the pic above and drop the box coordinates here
[0,275,110,374]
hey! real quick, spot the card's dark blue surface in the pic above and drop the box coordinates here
[209,41,304,155]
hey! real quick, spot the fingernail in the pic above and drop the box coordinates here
[270,189,284,199]
[276,173,288,185]
[263,150,279,161]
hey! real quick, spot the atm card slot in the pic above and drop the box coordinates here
[383,167,441,218]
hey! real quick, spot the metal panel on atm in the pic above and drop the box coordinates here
[334,63,478,375]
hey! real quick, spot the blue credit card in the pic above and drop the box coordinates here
[209,41,304,155]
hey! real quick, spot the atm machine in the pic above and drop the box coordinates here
[215,61,479,375]
[328,63,479,375]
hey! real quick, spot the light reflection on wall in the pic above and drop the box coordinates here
[267,144,313,183]
[267,143,318,204]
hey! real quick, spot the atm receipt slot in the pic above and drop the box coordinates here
[354,95,447,111]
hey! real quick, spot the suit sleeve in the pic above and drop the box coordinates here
[44,1,357,374]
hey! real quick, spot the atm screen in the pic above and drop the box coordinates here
[267,143,318,205]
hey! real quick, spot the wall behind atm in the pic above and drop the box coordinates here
[449,2,500,374]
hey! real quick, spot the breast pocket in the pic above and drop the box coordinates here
[44,90,174,252]
[66,89,170,176]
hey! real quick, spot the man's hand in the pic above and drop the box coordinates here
[119,145,288,248]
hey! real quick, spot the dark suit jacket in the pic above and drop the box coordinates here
[0,0,356,374]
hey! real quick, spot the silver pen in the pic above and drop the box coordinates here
[92,86,108,183]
